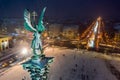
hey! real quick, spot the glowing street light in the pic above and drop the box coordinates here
[22,47,28,55]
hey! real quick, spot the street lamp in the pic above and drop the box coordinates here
[21,47,28,60]
[22,47,28,55]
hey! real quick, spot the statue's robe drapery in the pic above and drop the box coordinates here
[32,31,42,50]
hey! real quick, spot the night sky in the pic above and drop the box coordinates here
[0,0,120,19]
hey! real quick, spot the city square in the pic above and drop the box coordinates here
[0,0,120,80]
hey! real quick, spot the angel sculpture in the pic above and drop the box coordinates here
[24,7,46,56]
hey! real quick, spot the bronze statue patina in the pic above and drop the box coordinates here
[22,7,53,80]
[24,7,46,58]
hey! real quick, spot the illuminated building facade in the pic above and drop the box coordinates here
[0,35,12,52]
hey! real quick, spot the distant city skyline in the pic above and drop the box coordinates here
[0,0,120,20]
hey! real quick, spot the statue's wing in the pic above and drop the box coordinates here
[24,9,36,32]
[37,7,46,32]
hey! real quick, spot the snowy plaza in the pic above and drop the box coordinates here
[0,47,120,80]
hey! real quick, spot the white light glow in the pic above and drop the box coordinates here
[22,48,28,54]
[88,39,94,47]
[88,21,99,48]
[94,21,98,33]
[4,41,8,48]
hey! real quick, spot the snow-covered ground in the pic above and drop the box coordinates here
[0,65,31,80]
[0,47,119,80]
[103,54,120,72]
[45,47,117,80]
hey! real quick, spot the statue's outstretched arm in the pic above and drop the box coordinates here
[24,9,37,32]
